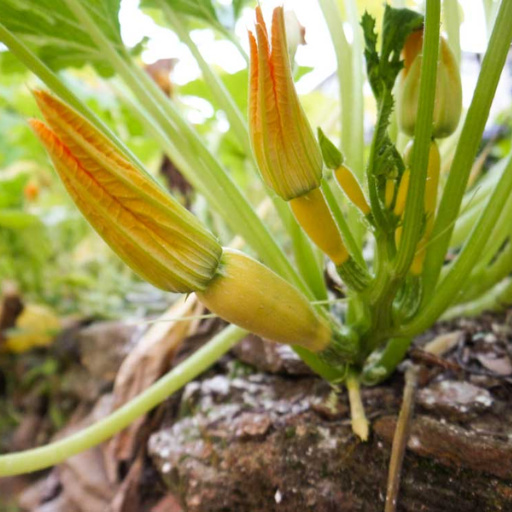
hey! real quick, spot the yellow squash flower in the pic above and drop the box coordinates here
[249,6,323,201]
[30,91,222,293]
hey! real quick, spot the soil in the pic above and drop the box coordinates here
[1,311,512,512]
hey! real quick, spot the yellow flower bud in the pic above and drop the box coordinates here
[334,165,371,216]
[385,178,395,209]
[249,6,323,201]
[196,249,332,352]
[396,31,462,139]
[394,169,410,217]
[30,91,222,293]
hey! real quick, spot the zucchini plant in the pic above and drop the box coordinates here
[0,0,511,476]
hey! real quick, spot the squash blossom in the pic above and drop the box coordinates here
[396,30,462,139]
[249,11,370,291]
[30,91,350,354]
[248,6,322,201]
[30,91,222,294]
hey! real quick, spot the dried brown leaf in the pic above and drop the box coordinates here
[107,297,203,474]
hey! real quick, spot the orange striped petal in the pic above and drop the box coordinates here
[248,7,322,201]
[30,95,222,293]
[270,7,322,190]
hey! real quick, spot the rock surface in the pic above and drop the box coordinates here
[146,313,512,512]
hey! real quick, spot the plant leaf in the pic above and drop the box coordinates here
[0,0,123,76]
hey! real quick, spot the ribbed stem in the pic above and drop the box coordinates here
[421,0,512,300]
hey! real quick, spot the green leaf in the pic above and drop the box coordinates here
[233,0,254,19]
[362,6,421,231]
[0,210,42,229]
[141,0,252,32]
[178,68,249,114]
[362,6,423,102]
[0,0,122,76]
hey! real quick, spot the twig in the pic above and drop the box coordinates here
[385,364,419,512]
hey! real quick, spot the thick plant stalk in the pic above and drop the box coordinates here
[0,325,246,477]
[422,0,512,300]
[402,151,512,336]
[442,0,461,65]
[394,0,440,278]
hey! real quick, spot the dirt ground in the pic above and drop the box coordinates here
[1,309,512,512]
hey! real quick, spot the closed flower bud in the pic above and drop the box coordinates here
[317,127,343,170]
[334,165,371,216]
[30,91,222,293]
[196,248,332,352]
[249,6,323,201]
[385,179,395,208]
[396,31,462,139]
[394,169,410,217]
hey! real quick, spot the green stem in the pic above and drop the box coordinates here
[318,0,366,246]
[421,0,512,300]
[361,0,441,354]
[322,179,366,267]
[444,277,512,319]
[469,193,512,274]
[394,0,440,278]
[361,338,412,386]
[157,0,252,157]
[343,0,366,178]
[450,157,509,247]
[0,325,246,477]
[442,0,461,65]
[402,151,512,337]
[456,210,512,304]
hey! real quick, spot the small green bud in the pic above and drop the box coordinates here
[317,127,344,170]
